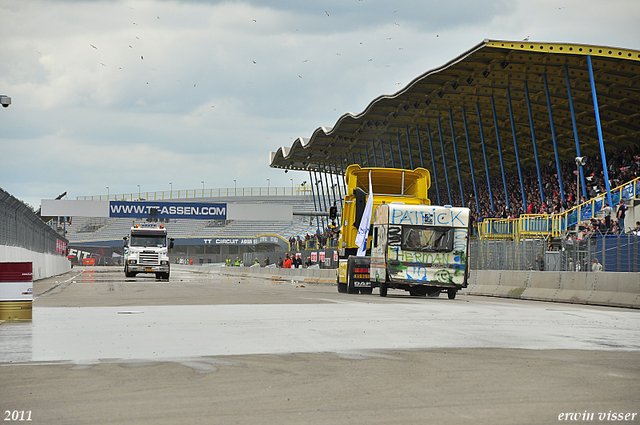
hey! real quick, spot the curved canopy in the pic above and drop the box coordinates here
[269,39,640,180]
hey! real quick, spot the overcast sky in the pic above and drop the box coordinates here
[1,0,639,209]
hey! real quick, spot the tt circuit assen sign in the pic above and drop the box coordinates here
[109,201,226,220]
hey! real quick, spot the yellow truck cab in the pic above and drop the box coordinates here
[336,165,431,294]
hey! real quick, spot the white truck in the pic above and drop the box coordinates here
[370,202,470,299]
[123,223,174,279]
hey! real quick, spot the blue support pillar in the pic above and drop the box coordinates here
[340,156,348,193]
[476,102,494,213]
[426,123,441,205]
[309,170,321,230]
[543,73,566,205]
[333,163,343,205]
[396,133,405,169]
[359,152,364,167]
[388,140,395,168]
[448,110,465,207]
[324,163,337,208]
[506,88,527,211]
[587,56,613,208]
[371,140,378,167]
[352,152,357,166]
[316,169,328,227]
[524,81,545,204]
[379,140,387,168]
[461,105,480,214]
[490,95,510,211]
[415,125,425,168]
[405,126,414,170]
[437,116,452,205]
[564,65,587,201]
[365,146,370,167]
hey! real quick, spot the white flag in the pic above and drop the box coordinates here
[355,171,373,256]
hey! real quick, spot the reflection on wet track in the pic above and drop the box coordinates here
[2,267,640,365]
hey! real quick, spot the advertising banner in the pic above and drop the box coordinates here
[109,201,226,220]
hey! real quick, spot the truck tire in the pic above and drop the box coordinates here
[347,274,359,294]
[448,289,457,299]
[379,283,388,297]
[124,265,135,278]
[337,274,347,293]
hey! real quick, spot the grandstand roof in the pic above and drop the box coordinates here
[269,39,640,178]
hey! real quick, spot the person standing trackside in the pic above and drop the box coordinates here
[602,202,612,230]
[617,199,627,234]
[591,258,603,272]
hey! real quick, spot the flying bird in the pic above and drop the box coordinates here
[141,55,143,59]
[325,11,329,16]
[100,63,106,66]
[91,44,98,49]
[252,60,256,64]
[298,75,302,78]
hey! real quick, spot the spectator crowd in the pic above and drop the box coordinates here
[431,144,639,233]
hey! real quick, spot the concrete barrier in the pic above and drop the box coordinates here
[175,265,639,309]
[467,270,640,309]
[0,246,71,281]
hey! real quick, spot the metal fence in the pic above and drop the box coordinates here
[0,187,67,254]
[470,234,640,273]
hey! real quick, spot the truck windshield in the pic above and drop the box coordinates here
[402,226,453,252]
[130,234,166,247]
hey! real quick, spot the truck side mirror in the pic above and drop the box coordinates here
[123,236,128,247]
[169,238,174,249]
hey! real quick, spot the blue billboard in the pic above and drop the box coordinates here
[109,201,226,220]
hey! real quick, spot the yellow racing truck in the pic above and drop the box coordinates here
[336,165,470,298]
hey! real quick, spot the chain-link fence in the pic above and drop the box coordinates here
[470,234,639,272]
[0,187,67,254]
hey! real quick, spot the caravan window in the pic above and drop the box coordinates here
[401,226,453,252]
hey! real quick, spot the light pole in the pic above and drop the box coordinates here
[233,179,237,196]
[169,182,172,199]
[266,178,270,195]
[137,184,140,200]
[106,186,109,200]
[201,180,204,197]
[290,178,293,194]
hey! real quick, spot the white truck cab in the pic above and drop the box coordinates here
[123,223,174,279]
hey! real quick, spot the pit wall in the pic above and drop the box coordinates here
[0,246,72,281]
[178,264,640,309]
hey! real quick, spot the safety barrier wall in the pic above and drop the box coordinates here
[0,246,71,281]
[175,264,639,309]
[174,264,337,284]
[466,269,640,309]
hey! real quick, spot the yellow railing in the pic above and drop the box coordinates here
[77,185,313,201]
[478,176,640,240]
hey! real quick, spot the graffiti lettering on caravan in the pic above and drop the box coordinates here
[453,229,468,252]
[109,201,226,219]
[391,208,467,227]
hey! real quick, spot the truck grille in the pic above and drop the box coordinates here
[139,252,159,265]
